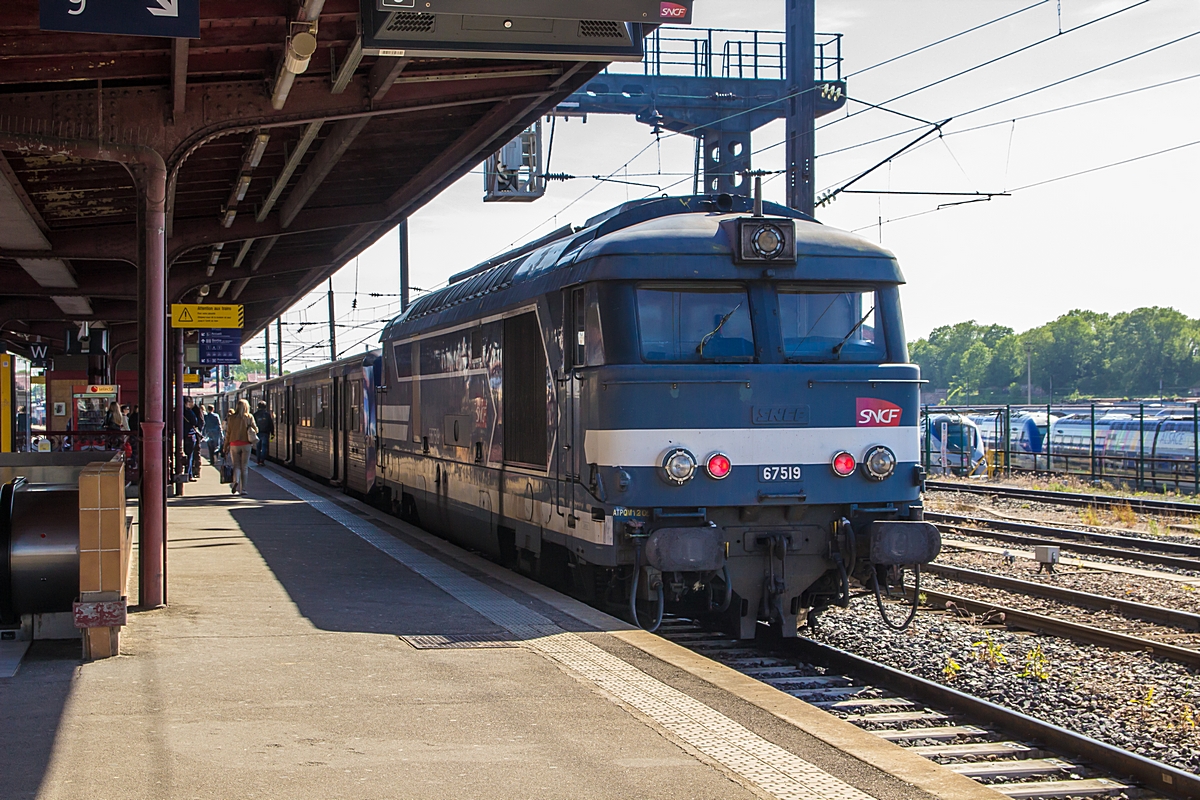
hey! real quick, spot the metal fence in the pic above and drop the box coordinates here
[601,27,842,82]
[920,403,1200,495]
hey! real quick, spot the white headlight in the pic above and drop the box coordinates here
[862,445,897,481]
[661,448,697,485]
[751,224,785,259]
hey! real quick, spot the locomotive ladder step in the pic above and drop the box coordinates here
[847,710,949,724]
[813,697,917,711]
[909,741,1033,758]
[990,779,1128,798]
[876,725,989,741]
[947,759,1075,780]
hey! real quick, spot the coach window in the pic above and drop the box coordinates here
[636,284,754,362]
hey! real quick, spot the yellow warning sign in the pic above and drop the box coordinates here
[171,304,244,329]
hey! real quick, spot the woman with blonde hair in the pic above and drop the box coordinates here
[224,398,258,495]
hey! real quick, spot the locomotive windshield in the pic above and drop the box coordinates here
[637,285,754,362]
[780,287,884,362]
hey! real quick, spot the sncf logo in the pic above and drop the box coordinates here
[857,398,903,427]
[660,2,689,19]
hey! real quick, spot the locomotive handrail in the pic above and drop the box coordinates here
[601,379,753,387]
[808,378,928,385]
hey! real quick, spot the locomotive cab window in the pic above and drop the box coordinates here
[779,286,884,362]
[636,285,754,362]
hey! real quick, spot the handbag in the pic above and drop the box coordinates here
[247,427,259,445]
[220,456,234,484]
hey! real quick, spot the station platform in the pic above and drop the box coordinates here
[1,463,1000,800]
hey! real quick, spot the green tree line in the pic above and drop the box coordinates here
[909,307,1200,403]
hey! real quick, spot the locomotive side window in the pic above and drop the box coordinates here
[779,287,884,362]
[574,288,587,367]
[393,342,413,379]
[636,285,754,362]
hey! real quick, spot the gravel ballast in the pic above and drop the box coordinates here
[807,603,1200,774]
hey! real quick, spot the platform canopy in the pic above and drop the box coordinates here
[0,0,652,357]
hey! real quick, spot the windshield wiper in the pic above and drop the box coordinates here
[830,306,875,358]
[697,303,742,356]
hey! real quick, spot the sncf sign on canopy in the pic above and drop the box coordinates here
[661,2,691,20]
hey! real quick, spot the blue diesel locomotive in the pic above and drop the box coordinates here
[236,194,941,637]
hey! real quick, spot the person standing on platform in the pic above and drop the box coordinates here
[203,404,223,465]
[253,400,274,466]
[127,405,141,470]
[182,397,203,480]
[224,399,258,496]
[15,406,27,452]
[104,402,127,452]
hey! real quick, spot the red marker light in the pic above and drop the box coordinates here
[706,452,732,480]
[831,451,856,477]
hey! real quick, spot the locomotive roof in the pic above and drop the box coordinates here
[382,194,902,341]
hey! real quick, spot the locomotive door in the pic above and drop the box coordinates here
[331,376,341,484]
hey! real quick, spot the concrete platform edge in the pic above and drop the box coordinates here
[269,466,1005,800]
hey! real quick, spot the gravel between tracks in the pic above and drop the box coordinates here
[927,490,1200,546]
[935,543,1200,614]
[807,603,1200,774]
[920,574,1200,650]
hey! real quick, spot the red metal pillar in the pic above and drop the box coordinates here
[131,152,169,609]
[0,133,169,608]
[175,330,185,487]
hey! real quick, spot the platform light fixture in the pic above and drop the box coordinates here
[247,133,270,169]
[234,174,253,202]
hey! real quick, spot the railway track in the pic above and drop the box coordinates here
[658,618,1199,800]
[928,512,1200,572]
[925,481,1200,517]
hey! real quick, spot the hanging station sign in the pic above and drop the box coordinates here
[39,0,201,39]
[171,304,244,329]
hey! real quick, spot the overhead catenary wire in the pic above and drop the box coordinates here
[844,0,1053,79]
[848,137,1200,233]
[812,29,1200,196]
[827,0,1152,130]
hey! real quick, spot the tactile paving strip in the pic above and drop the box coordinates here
[259,468,880,800]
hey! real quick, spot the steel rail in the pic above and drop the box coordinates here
[914,587,1200,669]
[925,480,1200,516]
[923,562,1200,630]
[934,521,1200,572]
[791,637,1200,800]
[928,511,1200,558]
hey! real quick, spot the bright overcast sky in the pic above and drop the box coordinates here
[271,0,1200,370]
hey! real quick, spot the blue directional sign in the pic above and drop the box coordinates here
[40,0,200,39]
[198,330,242,366]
